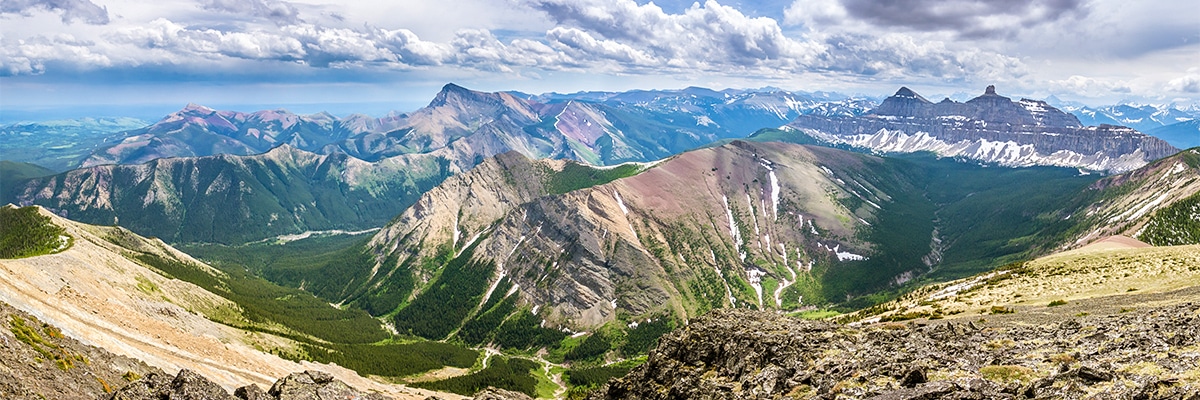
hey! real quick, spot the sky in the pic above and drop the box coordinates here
[1,0,1198,118]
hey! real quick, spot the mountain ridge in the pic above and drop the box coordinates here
[7,145,453,244]
[786,86,1178,173]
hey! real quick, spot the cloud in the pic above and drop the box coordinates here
[527,0,821,70]
[545,27,654,66]
[375,28,451,66]
[815,32,1026,81]
[198,0,301,25]
[1048,75,1134,97]
[114,18,306,62]
[834,0,1087,39]
[0,33,111,75]
[1,0,1194,107]
[0,0,109,24]
[0,0,1029,86]
[1167,70,1200,93]
[783,0,848,28]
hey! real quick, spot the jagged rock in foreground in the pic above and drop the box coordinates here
[109,369,391,400]
[593,305,1200,399]
[468,388,534,400]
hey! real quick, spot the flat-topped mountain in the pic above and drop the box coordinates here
[786,86,1178,173]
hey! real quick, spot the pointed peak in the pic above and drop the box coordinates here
[440,82,470,94]
[430,82,485,107]
[894,87,919,97]
[181,103,214,113]
[984,85,997,95]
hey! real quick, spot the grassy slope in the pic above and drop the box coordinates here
[847,243,1200,324]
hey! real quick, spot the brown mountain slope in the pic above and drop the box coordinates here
[364,140,926,332]
[0,206,462,399]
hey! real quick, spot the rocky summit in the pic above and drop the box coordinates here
[109,369,391,400]
[592,305,1200,399]
[108,369,537,400]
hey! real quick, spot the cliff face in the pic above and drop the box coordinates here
[593,304,1200,399]
[788,86,1178,173]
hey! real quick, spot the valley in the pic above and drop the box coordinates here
[2,83,1199,399]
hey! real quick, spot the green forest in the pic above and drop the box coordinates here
[0,206,71,259]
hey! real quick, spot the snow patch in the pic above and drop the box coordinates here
[928,271,1007,300]
[746,268,767,307]
[768,170,780,221]
[723,195,745,260]
[479,267,509,310]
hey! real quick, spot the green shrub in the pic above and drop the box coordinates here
[989,306,1015,314]
[980,365,1035,384]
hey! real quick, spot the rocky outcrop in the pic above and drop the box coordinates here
[469,388,534,400]
[787,86,1179,173]
[109,370,392,400]
[593,304,1200,399]
[0,301,162,400]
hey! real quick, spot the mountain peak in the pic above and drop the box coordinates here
[894,87,921,98]
[429,82,487,107]
[871,86,933,116]
[441,82,468,93]
[181,103,214,114]
[984,85,997,95]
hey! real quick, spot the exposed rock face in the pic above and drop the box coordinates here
[109,369,236,400]
[787,86,1178,173]
[592,305,1200,399]
[0,301,162,400]
[469,388,534,400]
[109,370,392,400]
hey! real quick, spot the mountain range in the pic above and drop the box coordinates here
[234,140,1200,338]
[4,82,1200,399]
[80,84,869,170]
[1060,101,1199,132]
[785,86,1179,173]
[1148,119,1200,149]
[7,145,452,244]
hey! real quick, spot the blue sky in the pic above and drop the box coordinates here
[2,0,1198,118]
